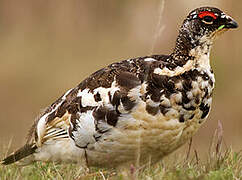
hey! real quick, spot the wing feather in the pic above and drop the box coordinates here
[34,56,159,149]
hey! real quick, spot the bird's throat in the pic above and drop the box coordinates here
[171,33,213,73]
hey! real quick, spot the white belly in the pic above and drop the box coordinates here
[34,139,85,164]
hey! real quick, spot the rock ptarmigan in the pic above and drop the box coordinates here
[2,7,238,168]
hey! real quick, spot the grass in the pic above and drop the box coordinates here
[1,148,241,180]
[1,125,242,180]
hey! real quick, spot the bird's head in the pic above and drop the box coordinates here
[173,7,238,57]
[185,7,238,40]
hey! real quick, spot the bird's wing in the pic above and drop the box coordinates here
[33,57,152,148]
[31,54,179,149]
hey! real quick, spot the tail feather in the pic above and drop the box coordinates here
[1,144,37,165]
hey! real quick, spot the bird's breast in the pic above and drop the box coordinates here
[86,67,215,167]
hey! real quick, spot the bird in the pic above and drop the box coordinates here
[2,7,238,168]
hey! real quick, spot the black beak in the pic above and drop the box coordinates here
[225,17,238,29]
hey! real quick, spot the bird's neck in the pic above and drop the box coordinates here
[171,31,213,71]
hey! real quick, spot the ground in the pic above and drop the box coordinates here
[1,134,242,180]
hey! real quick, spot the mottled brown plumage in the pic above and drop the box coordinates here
[2,7,238,167]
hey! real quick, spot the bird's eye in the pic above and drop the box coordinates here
[202,16,214,24]
[198,11,217,25]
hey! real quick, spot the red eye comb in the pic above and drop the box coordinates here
[198,11,217,19]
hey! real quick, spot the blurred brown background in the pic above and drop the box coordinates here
[0,0,241,154]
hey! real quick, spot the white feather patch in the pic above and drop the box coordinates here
[144,58,156,62]
[93,81,120,108]
[72,110,96,148]
[128,85,141,102]
[77,89,99,107]
[77,81,120,109]
[153,60,194,76]
[34,139,85,163]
